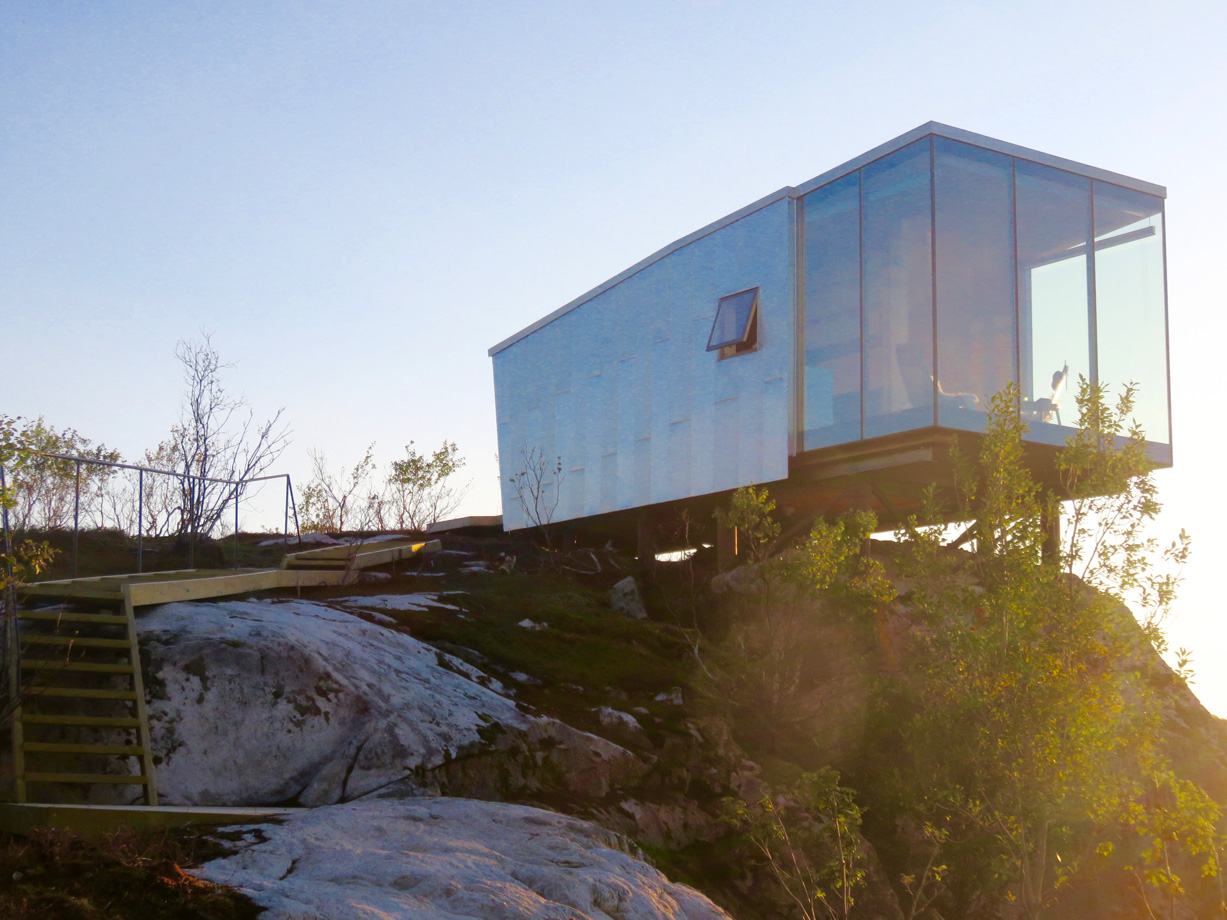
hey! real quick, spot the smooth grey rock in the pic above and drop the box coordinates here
[709,564,759,594]
[339,592,462,611]
[140,599,640,806]
[615,798,727,849]
[193,796,733,920]
[609,576,647,619]
[654,687,684,706]
[595,707,649,747]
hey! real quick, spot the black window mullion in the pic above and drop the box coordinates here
[1087,178,1099,387]
[1010,156,1021,415]
[858,169,866,441]
[928,135,938,427]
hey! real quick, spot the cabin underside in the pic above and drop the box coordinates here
[556,428,1166,561]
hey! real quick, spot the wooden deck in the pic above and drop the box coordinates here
[0,802,303,837]
[280,537,442,570]
[20,539,442,608]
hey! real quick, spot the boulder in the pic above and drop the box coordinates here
[192,796,734,920]
[595,706,650,747]
[609,576,647,619]
[654,687,684,706]
[612,798,728,849]
[708,565,759,595]
[140,599,642,806]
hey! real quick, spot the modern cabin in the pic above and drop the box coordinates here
[489,123,1171,546]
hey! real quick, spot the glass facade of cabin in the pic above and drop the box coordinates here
[800,135,1170,455]
[490,125,1171,533]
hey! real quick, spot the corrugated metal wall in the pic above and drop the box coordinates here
[493,198,794,531]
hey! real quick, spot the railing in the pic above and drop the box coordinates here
[0,452,302,577]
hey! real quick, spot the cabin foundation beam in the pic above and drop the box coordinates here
[716,521,738,572]
[636,512,656,564]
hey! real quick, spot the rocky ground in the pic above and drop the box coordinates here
[7,533,1226,919]
[193,796,733,920]
[123,536,759,918]
[141,596,641,808]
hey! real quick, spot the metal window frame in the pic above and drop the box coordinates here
[705,288,760,354]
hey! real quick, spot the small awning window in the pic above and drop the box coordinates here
[706,288,759,352]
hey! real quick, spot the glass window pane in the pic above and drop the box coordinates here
[1015,161,1092,444]
[862,139,934,438]
[706,288,758,350]
[802,172,861,449]
[934,138,1015,431]
[1093,182,1169,444]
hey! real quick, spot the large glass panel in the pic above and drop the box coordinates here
[802,172,861,449]
[934,138,1015,431]
[1015,161,1092,444]
[862,139,934,438]
[1093,182,1169,444]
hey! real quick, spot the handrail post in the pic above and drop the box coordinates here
[287,475,301,542]
[73,459,81,578]
[187,474,195,570]
[233,486,240,569]
[1,461,15,650]
[137,468,144,574]
[1,461,12,566]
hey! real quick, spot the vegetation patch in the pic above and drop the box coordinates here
[0,826,260,920]
[370,568,695,726]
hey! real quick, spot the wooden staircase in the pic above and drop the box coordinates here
[5,539,441,808]
[7,589,158,805]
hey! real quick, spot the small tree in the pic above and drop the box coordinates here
[712,486,892,724]
[1,416,58,724]
[5,416,120,533]
[153,334,289,541]
[507,445,565,549]
[299,444,379,534]
[730,768,869,920]
[1058,381,1191,657]
[888,383,1222,918]
[131,441,186,538]
[382,440,470,531]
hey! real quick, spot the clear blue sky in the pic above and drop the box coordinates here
[3,1,1224,714]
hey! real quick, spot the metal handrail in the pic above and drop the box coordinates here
[33,451,292,486]
[0,450,302,576]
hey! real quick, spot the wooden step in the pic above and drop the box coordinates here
[26,687,138,701]
[20,660,133,674]
[11,597,158,808]
[21,714,141,728]
[24,772,150,785]
[21,636,131,649]
[24,742,145,756]
[18,611,127,625]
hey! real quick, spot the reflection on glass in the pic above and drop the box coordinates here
[707,289,758,350]
[934,138,1015,431]
[802,173,861,448]
[1093,182,1169,443]
[791,135,1171,459]
[1015,161,1092,443]
[863,139,934,438]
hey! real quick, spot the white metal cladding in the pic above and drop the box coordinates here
[487,123,1165,363]
[494,198,793,531]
